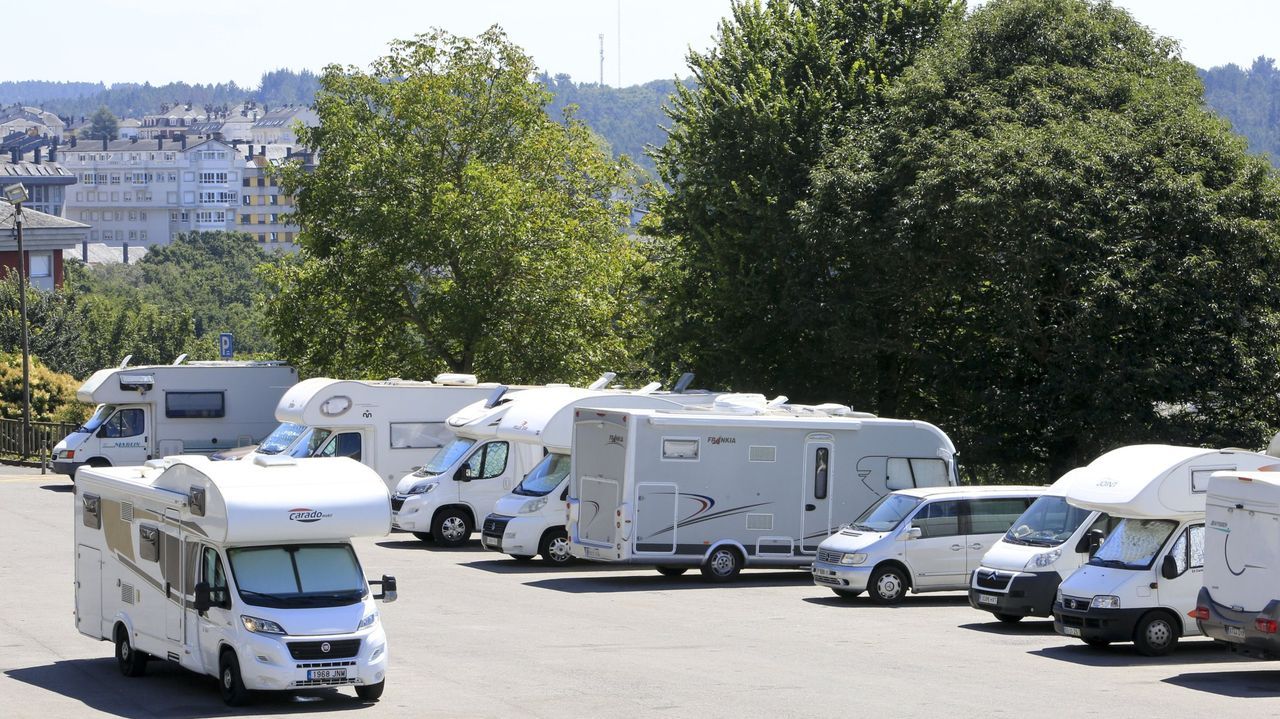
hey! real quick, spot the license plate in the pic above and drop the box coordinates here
[307,668,347,681]
[1226,625,1246,641]
[978,594,999,606]
[1062,626,1081,637]
[483,536,499,548]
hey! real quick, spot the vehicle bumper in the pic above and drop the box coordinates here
[811,560,873,593]
[481,513,546,556]
[1197,588,1280,659]
[53,459,85,477]
[969,567,1061,618]
[236,626,388,692]
[1053,599,1144,642]
[390,494,430,532]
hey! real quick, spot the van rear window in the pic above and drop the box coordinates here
[166,391,225,419]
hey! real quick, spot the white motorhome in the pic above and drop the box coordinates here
[1053,445,1275,656]
[479,387,718,563]
[74,455,397,706]
[246,375,508,490]
[567,404,958,580]
[1192,465,1280,658]
[811,485,1045,604]
[968,472,1118,622]
[52,359,297,477]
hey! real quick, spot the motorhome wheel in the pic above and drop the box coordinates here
[355,680,385,701]
[656,567,688,577]
[540,529,573,564]
[700,547,743,581]
[432,508,473,547]
[1133,612,1180,657]
[114,625,147,677]
[832,589,863,601]
[219,650,250,706]
[868,565,907,605]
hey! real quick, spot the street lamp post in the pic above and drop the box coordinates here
[4,183,31,458]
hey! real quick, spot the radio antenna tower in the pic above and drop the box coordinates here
[599,33,605,86]
[617,0,622,87]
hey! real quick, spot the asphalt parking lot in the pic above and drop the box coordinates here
[1,467,1277,718]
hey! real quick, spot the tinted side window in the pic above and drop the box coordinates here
[320,432,362,461]
[967,497,1032,535]
[914,500,962,538]
[814,447,829,500]
[166,391,225,419]
[101,408,145,438]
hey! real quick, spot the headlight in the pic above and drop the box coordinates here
[519,497,548,514]
[357,610,379,630]
[1090,595,1121,609]
[241,615,287,635]
[1025,548,1062,570]
[838,553,867,565]
[407,481,438,495]
[1056,589,1064,605]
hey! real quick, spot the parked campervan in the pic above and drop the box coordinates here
[968,471,1117,622]
[74,455,397,705]
[812,485,1045,603]
[246,375,508,490]
[566,403,958,580]
[1053,445,1275,656]
[1192,465,1280,658]
[52,359,296,476]
[480,386,717,563]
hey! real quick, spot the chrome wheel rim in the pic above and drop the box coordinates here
[877,572,902,599]
[1147,619,1173,648]
[441,516,466,541]
[119,640,130,660]
[222,668,233,689]
[548,536,570,562]
[710,550,735,575]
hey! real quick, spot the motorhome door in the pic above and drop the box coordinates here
[96,405,150,465]
[75,545,102,638]
[801,436,835,552]
[163,509,183,642]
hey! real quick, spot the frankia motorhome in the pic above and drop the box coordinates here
[245,375,509,490]
[1192,464,1280,658]
[74,455,397,706]
[52,359,297,477]
[1053,445,1275,656]
[968,470,1117,622]
[567,402,958,580]
[480,386,717,563]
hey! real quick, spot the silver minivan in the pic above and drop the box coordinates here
[812,486,1046,604]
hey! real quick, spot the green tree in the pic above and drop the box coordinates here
[804,0,1280,478]
[87,105,118,140]
[268,28,643,383]
[647,0,961,397]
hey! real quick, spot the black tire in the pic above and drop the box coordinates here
[412,532,432,543]
[699,546,743,581]
[995,613,1024,624]
[355,681,385,701]
[1083,637,1111,648]
[539,529,574,565]
[656,566,688,577]
[218,650,251,706]
[431,507,473,548]
[114,625,147,677]
[833,589,863,600]
[867,565,908,605]
[1133,611,1180,657]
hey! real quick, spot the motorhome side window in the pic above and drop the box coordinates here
[814,447,829,500]
[1168,525,1206,574]
[887,457,950,488]
[99,408,144,438]
[138,525,160,562]
[82,494,101,529]
[390,422,449,449]
[201,546,228,602]
[165,391,225,419]
[319,432,363,461]
[464,442,509,479]
[913,500,962,538]
[662,438,699,461]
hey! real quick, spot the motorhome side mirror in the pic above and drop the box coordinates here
[1161,555,1180,580]
[906,526,923,540]
[370,575,398,603]
[194,582,212,613]
[454,466,472,482]
[1076,528,1106,555]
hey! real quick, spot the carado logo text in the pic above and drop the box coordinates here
[288,508,332,523]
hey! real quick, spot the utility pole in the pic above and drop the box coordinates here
[4,183,31,458]
[617,0,622,87]
[599,33,605,86]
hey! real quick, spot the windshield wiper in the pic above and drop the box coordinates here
[240,589,292,601]
[1089,558,1133,569]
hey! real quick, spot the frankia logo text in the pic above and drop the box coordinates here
[288,508,332,523]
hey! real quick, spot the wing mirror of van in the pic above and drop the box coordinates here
[906,526,923,540]
[1076,528,1106,555]
[370,575,398,603]
[1160,555,1181,580]
[194,582,212,613]
[454,466,472,482]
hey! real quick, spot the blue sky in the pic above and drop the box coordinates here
[12,1,1279,87]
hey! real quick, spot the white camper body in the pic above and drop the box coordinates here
[74,455,396,705]
[479,388,718,563]
[1193,466,1280,658]
[52,361,297,477]
[245,376,507,490]
[566,406,959,579]
[1053,445,1275,656]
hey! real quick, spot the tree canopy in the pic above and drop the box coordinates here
[87,105,118,140]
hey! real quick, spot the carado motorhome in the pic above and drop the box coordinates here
[52,359,296,477]
[1053,446,1275,656]
[1192,465,1280,658]
[968,471,1118,622]
[480,387,717,563]
[246,375,509,490]
[567,403,958,580]
[74,455,397,705]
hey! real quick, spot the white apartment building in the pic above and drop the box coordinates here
[251,106,318,145]
[60,136,240,247]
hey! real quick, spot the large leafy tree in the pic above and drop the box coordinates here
[647,0,961,397]
[87,105,118,141]
[805,0,1280,478]
[267,28,642,383]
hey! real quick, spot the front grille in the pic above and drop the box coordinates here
[293,677,358,687]
[1061,595,1090,612]
[295,659,357,669]
[287,639,360,660]
[814,574,842,586]
[483,514,513,537]
[815,549,843,564]
[974,569,1011,591]
[390,497,405,512]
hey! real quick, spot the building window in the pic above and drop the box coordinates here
[163,153,176,161]
[269,232,278,242]
[123,193,132,202]
[109,174,121,185]
[103,230,114,241]
[140,231,147,241]
[167,172,177,182]
[180,211,189,222]
[169,211,179,222]
[80,173,94,184]
[240,214,250,224]
[269,195,279,206]
[258,177,266,187]
[257,233,266,243]
[199,171,228,184]
[140,211,147,220]
[242,195,252,206]
[242,178,251,188]
[198,150,227,160]
[128,231,137,241]
[257,214,266,224]
[128,211,137,221]
[28,252,52,279]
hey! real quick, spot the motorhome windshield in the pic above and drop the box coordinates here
[849,494,921,533]
[414,437,475,477]
[1087,518,1177,570]
[1005,496,1093,547]
[258,422,306,455]
[79,404,115,433]
[227,544,366,608]
[513,453,572,497]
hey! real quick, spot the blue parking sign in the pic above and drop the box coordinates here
[219,333,234,359]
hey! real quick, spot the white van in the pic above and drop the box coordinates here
[52,359,296,476]
[1191,465,1280,658]
[1053,446,1275,656]
[244,375,509,490]
[74,455,397,705]
[968,473,1116,623]
[812,486,1045,603]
